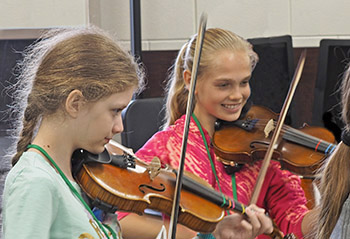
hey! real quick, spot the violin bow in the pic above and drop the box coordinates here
[168,13,207,239]
[250,49,307,205]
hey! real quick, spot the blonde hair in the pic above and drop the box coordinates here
[163,28,258,128]
[9,26,144,165]
[314,65,350,239]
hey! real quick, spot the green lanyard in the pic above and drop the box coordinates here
[27,144,116,239]
[192,114,238,207]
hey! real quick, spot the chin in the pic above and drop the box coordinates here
[86,145,106,154]
[97,146,107,154]
[220,112,241,122]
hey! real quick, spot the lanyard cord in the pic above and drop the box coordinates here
[231,173,238,201]
[191,114,238,210]
[27,144,116,239]
[192,115,223,192]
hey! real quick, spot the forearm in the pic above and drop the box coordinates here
[119,213,196,239]
[120,213,163,239]
[301,208,318,238]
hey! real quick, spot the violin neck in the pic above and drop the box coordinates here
[175,170,245,214]
[283,127,336,155]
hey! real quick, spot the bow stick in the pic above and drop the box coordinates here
[250,49,307,205]
[168,13,207,239]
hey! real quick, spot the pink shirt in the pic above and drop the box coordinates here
[119,115,308,238]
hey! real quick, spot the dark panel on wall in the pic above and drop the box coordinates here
[0,39,36,136]
[247,35,296,127]
[311,40,350,142]
[140,50,178,98]
[294,48,319,128]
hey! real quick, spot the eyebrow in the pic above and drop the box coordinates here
[215,75,251,82]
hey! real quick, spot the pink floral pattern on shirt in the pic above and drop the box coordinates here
[120,115,309,238]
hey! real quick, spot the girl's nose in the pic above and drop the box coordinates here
[112,115,124,135]
[228,87,242,100]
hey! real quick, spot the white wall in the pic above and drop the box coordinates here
[90,0,350,49]
[2,0,350,48]
[0,0,88,39]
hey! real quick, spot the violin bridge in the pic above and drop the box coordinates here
[264,119,275,138]
[147,157,162,181]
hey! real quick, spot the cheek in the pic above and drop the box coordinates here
[93,114,112,131]
[244,86,251,99]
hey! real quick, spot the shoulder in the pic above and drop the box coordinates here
[143,116,186,145]
[5,152,58,196]
[136,116,188,163]
[332,195,350,237]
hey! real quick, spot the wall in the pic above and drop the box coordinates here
[0,0,88,28]
[0,0,89,39]
[2,0,350,48]
[90,0,350,50]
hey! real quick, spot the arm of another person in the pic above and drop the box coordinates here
[263,163,310,238]
[300,207,319,238]
[120,206,273,239]
[119,213,196,239]
[213,205,273,239]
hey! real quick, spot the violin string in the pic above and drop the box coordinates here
[285,127,334,152]
[247,118,334,153]
[281,124,335,152]
[278,124,335,153]
[242,117,333,149]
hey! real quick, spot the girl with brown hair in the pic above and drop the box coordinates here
[313,65,350,239]
[2,26,144,239]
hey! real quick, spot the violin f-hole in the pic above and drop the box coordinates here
[250,140,269,148]
[139,183,166,194]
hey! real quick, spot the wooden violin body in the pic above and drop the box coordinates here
[213,105,336,178]
[72,141,234,233]
[72,140,298,238]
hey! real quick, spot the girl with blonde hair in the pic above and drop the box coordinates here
[119,28,315,239]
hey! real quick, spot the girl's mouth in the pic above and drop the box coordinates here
[222,104,240,109]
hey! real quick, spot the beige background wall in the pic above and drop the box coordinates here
[0,0,88,29]
[1,0,350,48]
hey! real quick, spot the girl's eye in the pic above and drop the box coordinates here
[217,82,229,88]
[113,108,123,115]
[241,80,249,86]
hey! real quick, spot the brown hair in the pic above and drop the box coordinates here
[314,66,350,238]
[163,28,258,128]
[10,26,144,165]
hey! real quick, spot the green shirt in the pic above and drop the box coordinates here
[3,151,113,239]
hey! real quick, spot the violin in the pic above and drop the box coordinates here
[212,104,337,178]
[72,140,295,238]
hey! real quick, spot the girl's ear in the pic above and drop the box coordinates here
[65,90,86,118]
[183,70,199,95]
[183,70,192,90]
